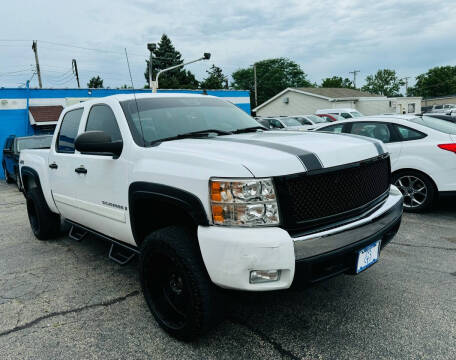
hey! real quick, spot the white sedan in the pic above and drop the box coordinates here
[313,115,456,212]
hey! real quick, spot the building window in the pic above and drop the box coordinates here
[408,103,415,113]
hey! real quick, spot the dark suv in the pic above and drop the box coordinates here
[2,135,52,190]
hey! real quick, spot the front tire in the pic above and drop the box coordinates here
[393,171,436,212]
[26,187,61,240]
[139,226,223,341]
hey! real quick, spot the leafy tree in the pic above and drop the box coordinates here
[200,65,226,89]
[321,76,354,88]
[231,58,312,107]
[87,76,103,88]
[361,69,404,96]
[144,34,199,89]
[119,84,132,89]
[407,66,456,97]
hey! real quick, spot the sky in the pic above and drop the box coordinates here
[1,0,455,92]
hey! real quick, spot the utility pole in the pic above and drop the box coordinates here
[32,40,42,88]
[349,70,360,89]
[253,63,258,108]
[72,59,80,88]
[402,77,410,95]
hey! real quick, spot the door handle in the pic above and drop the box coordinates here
[49,163,58,169]
[75,166,87,174]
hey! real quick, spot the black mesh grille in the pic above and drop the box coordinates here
[276,156,390,229]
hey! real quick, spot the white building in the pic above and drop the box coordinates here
[253,88,421,116]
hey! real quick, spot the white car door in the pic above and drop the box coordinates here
[73,102,132,243]
[48,107,88,224]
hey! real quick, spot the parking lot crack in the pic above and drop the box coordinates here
[0,290,140,338]
[391,242,456,251]
[228,317,300,360]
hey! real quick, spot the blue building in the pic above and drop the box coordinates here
[0,87,250,179]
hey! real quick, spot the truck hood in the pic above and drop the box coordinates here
[156,131,385,177]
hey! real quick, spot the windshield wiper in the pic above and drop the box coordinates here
[150,129,232,146]
[232,126,268,134]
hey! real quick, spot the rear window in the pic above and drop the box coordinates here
[408,116,456,135]
[16,136,53,152]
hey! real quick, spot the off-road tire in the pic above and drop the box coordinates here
[26,187,61,240]
[139,226,223,341]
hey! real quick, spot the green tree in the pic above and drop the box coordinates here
[144,34,199,89]
[407,66,456,97]
[361,69,404,96]
[231,58,312,107]
[200,65,226,89]
[321,76,354,88]
[87,76,103,88]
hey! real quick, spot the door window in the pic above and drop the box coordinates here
[318,123,344,133]
[86,105,122,141]
[341,113,352,119]
[56,108,84,153]
[350,122,392,143]
[269,119,284,129]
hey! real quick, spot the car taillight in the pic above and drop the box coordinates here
[438,144,456,153]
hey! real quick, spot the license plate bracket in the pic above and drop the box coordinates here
[356,240,381,274]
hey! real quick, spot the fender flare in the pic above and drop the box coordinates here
[20,166,43,194]
[128,182,209,244]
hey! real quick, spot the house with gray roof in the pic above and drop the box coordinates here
[253,87,421,116]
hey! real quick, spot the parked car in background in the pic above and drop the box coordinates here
[422,113,456,123]
[2,135,53,190]
[256,117,310,130]
[316,108,363,119]
[286,115,331,126]
[314,115,456,212]
[430,104,456,115]
[317,113,346,122]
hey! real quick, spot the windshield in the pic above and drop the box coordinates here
[16,136,52,152]
[282,118,303,127]
[408,116,456,135]
[120,97,261,146]
[350,111,363,118]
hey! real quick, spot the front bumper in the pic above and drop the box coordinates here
[198,186,403,291]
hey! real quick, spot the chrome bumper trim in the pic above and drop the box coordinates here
[293,186,403,260]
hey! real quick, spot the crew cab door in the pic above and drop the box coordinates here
[48,108,87,222]
[3,137,15,176]
[72,103,131,242]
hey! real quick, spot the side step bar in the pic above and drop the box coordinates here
[65,219,140,266]
[68,225,88,242]
[109,243,136,265]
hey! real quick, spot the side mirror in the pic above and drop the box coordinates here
[75,131,123,159]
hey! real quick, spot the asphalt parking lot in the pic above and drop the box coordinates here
[0,182,455,360]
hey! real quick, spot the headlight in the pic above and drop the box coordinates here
[209,178,280,226]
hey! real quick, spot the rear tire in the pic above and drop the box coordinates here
[26,187,61,240]
[393,170,436,212]
[139,226,223,341]
[3,164,13,184]
[15,170,22,192]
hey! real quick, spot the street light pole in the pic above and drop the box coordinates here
[147,43,157,91]
[253,63,258,107]
[153,53,211,93]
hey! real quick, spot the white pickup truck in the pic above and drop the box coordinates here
[19,93,403,340]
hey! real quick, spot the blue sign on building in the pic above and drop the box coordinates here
[0,87,251,179]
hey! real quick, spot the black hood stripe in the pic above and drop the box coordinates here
[213,137,323,171]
